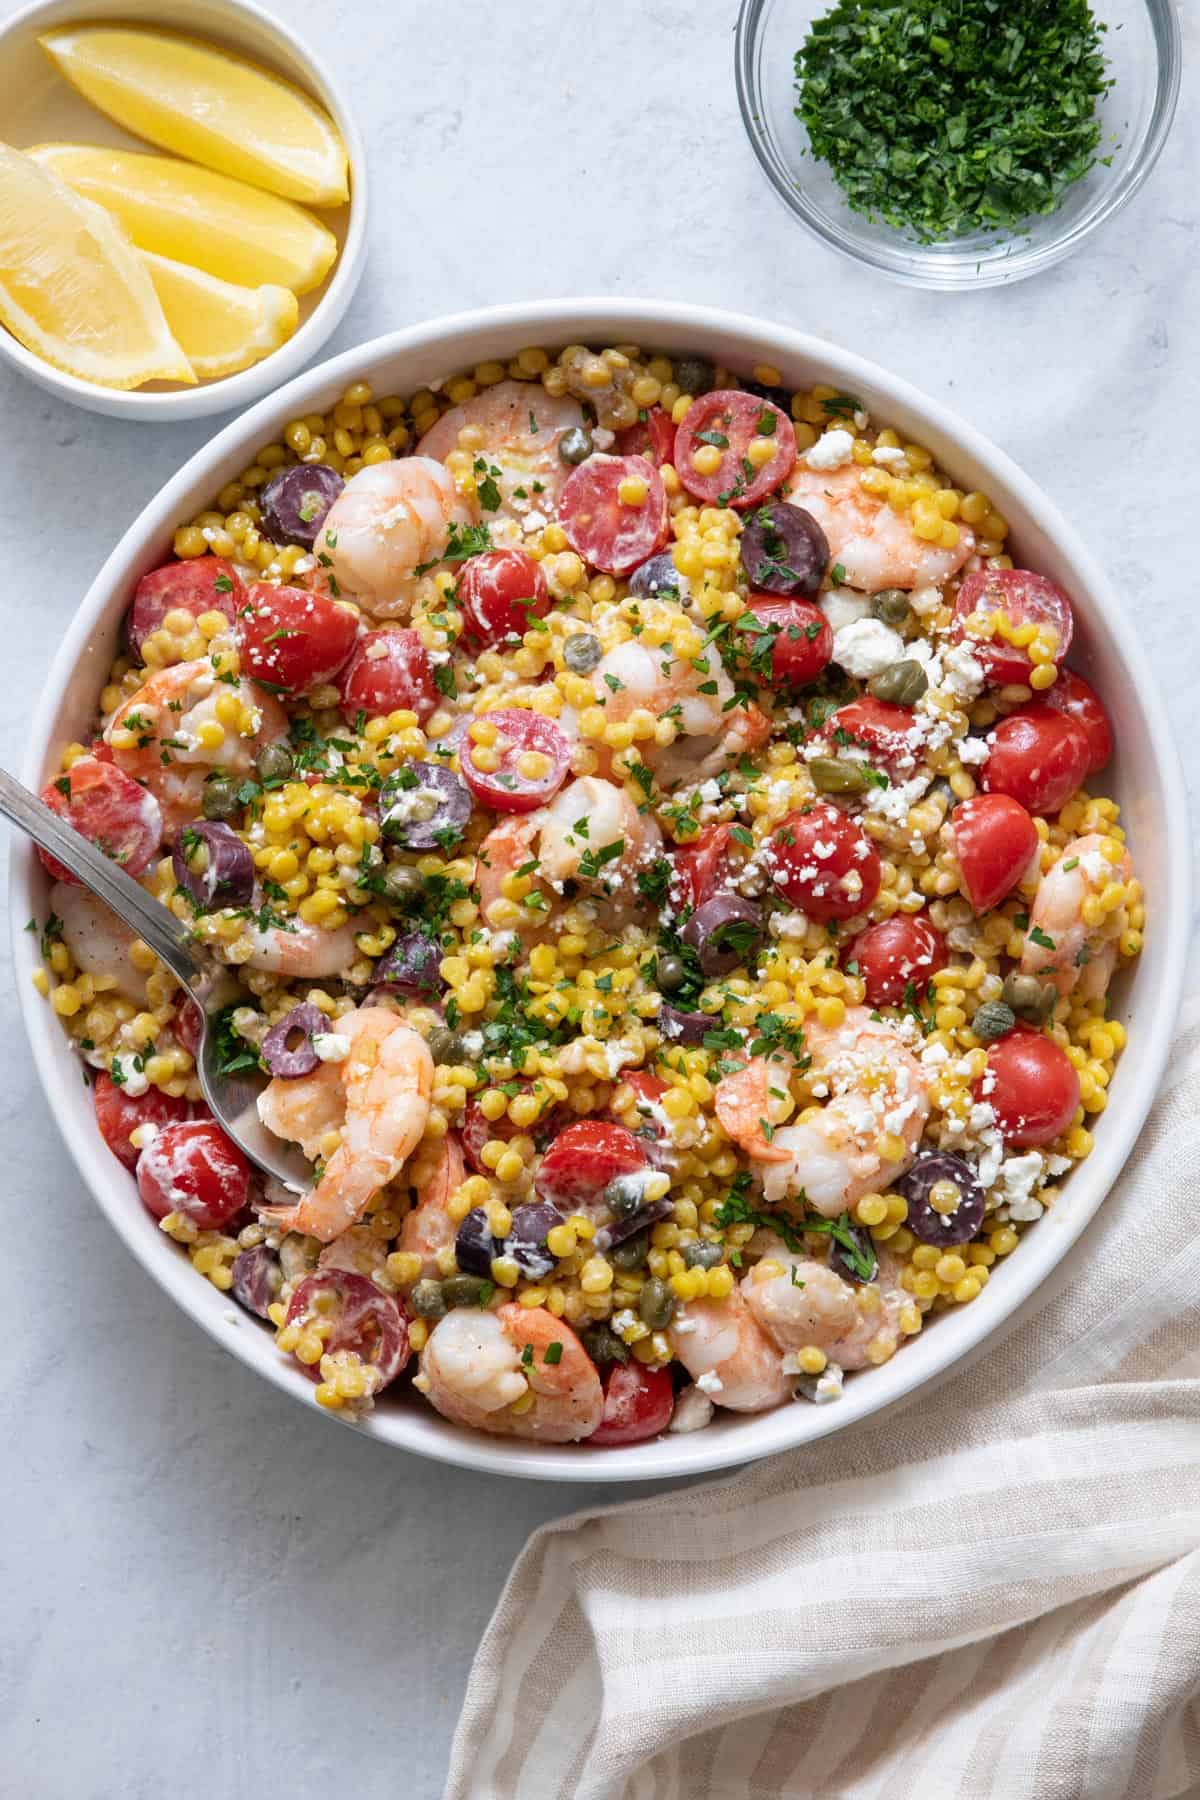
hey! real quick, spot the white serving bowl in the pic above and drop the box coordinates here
[11,300,1190,1481]
[0,0,367,420]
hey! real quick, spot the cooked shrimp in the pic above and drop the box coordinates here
[417,380,586,523]
[416,1305,604,1442]
[106,658,288,834]
[742,1231,911,1371]
[314,458,469,618]
[589,637,770,784]
[713,1054,799,1164]
[237,915,360,979]
[669,1285,792,1412]
[1021,833,1134,999]
[258,1008,434,1242]
[51,880,148,1005]
[785,463,975,593]
[394,1133,466,1281]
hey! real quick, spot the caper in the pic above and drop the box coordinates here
[410,1278,448,1320]
[201,774,241,822]
[868,659,928,706]
[657,952,688,994]
[563,632,602,674]
[809,756,869,795]
[682,1241,724,1270]
[256,741,294,784]
[429,1026,466,1067]
[971,1000,1016,1042]
[871,588,911,627]
[379,863,424,907]
[582,1323,629,1366]
[638,1276,676,1331]
[441,1274,493,1309]
[1002,972,1057,1023]
[603,1173,647,1218]
[558,425,594,466]
[610,1228,650,1271]
[674,355,715,397]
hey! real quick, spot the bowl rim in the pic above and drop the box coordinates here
[10,297,1191,1481]
[733,0,1183,289]
[0,0,368,419]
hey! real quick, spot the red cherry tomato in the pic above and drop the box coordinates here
[674,390,797,509]
[770,803,881,921]
[588,1361,675,1446]
[979,1028,1080,1148]
[536,1120,649,1209]
[672,823,733,909]
[459,708,571,813]
[741,595,833,687]
[336,627,438,722]
[950,569,1074,686]
[949,793,1039,913]
[238,581,359,696]
[456,549,551,646]
[559,454,669,577]
[614,1070,673,1166]
[125,557,242,656]
[847,915,948,1007]
[38,756,163,885]
[981,708,1091,815]
[93,1072,191,1171]
[136,1118,252,1229]
[284,1271,410,1389]
[614,406,677,466]
[1044,669,1112,774]
[826,697,920,773]
[461,1086,562,1173]
[173,998,203,1058]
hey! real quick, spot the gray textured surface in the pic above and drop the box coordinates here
[1,3,1196,1796]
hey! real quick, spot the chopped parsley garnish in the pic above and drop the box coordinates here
[213,1004,261,1077]
[1029,925,1057,950]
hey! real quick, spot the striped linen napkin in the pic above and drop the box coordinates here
[446,1001,1200,1800]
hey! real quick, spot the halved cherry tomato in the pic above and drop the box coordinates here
[336,627,438,722]
[740,596,832,687]
[978,1028,1080,1148]
[461,1085,562,1173]
[535,1120,649,1209]
[136,1118,251,1229]
[674,390,797,509]
[93,1072,191,1171]
[770,803,881,921]
[948,793,1039,913]
[238,581,359,696]
[614,406,677,466]
[456,548,551,646]
[616,1070,673,1166]
[982,708,1090,815]
[559,453,669,577]
[826,697,919,773]
[588,1361,674,1446]
[672,823,733,909]
[125,557,242,656]
[459,708,571,813]
[847,915,947,1007]
[1044,669,1112,774]
[950,569,1074,686]
[284,1271,410,1389]
[38,756,163,885]
[173,998,203,1058]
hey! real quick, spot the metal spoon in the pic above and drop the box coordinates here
[2,766,312,1191]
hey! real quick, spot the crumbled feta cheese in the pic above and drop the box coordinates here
[819,586,872,635]
[998,1151,1045,1221]
[957,735,990,765]
[865,773,932,824]
[833,617,905,679]
[940,643,986,702]
[805,428,855,470]
[312,1032,351,1063]
[871,445,906,466]
[591,427,615,450]
[611,1308,640,1336]
[109,1054,148,1098]
[669,1385,715,1433]
[795,1361,845,1404]
[696,1370,724,1396]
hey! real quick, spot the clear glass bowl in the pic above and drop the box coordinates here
[736,0,1181,288]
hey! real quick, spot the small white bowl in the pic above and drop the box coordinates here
[0,0,367,420]
[10,301,1190,1482]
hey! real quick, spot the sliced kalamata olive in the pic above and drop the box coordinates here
[740,373,793,412]
[374,931,441,995]
[455,1207,498,1278]
[681,895,762,977]
[231,1245,282,1318]
[379,763,472,851]
[172,821,254,910]
[897,1152,985,1247]
[506,1201,561,1279]
[658,1004,715,1044]
[261,1003,327,1078]
[260,464,344,550]
[629,552,690,603]
[593,1197,672,1252]
[829,1223,878,1286]
[739,501,829,598]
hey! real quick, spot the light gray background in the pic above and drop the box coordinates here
[1,3,1196,1796]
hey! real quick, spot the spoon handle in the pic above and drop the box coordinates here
[0,766,204,989]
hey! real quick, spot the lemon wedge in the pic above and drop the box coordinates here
[39,25,348,207]
[0,142,194,389]
[140,251,298,380]
[28,145,338,296]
